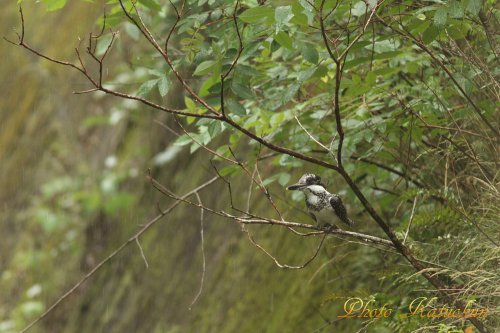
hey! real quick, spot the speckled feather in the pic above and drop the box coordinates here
[289,174,353,227]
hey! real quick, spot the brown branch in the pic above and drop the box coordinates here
[478,9,499,58]
[149,176,395,248]
[118,0,220,115]
[377,15,500,138]
[319,0,340,64]
[12,6,492,333]
[220,0,243,117]
[243,229,328,269]
[350,155,426,189]
[188,192,206,309]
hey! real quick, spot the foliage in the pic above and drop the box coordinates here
[4,0,499,332]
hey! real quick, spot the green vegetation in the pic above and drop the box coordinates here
[2,0,498,332]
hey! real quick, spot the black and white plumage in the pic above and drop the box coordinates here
[287,173,353,228]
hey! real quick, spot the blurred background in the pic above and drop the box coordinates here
[2,1,497,333]
[0,2,378,332]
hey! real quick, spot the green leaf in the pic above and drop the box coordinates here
[300,44,319,64]
[270,112,284,128]
[219,164,239,177]
[231,81,254,99]
[225,99,246,116]
[274,31,293,50]
[199,76,220,97]
[416,13,426,21]
[239,7,275,24]
[434,7,448,28]
[193,60,217,76]
[422,25,440,44]
[174,134,193,146]
[278,173,291,186]
[137,79,158,97]
[275,6,293,32]
[448,0,464,18]
[366,71,376,86]
[410,20,431,35]
[42,0,67,11]
[281,82,300,104]
[158,76,171,97]
[466,0,481,16]
[352,1,367,17]
[138,0,161,11]
[184,96,197,111]
[207,121,222,138]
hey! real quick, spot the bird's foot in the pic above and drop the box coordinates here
[320,223,339,231]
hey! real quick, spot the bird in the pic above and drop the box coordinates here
[287,173,353,229]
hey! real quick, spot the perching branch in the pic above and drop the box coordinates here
[10,4,493,333]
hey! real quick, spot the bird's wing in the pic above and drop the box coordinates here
[330,195,353,227]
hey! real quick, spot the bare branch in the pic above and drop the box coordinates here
[403,197,418,244]
[243,228,327,269]
[136,237,149,269]
[189,192,206,309]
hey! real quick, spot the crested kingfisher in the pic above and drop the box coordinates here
[287,173,353,228]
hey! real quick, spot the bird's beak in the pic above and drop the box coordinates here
[287,184,306,191]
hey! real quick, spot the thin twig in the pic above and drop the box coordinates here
[403,196,418,244]
[189,192,206,309]
[135,237,149,269]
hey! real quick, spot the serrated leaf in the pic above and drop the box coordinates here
[422,25,440,44]
[270,112,284,128]
[158,76,171,97]
[174,134,193,146]
[466,0,481,16]
[190,142,201,153]
[274,31,293,50]
[300,44,318,64]
[434,7,448,28]
[352,1,367,17]
[138,0,160,11]
[448,0,464,18]
[239,7,275,24]
[211,8,222,20]
[137,79,158,97]
[281,82,300,104]
[219,164,239,177]
[225,99,246,116]
[207,121,222,138]
[262,175,278,186]
[231,81,254,99]
[193,60,216,76]
[184,96,197,111]
[275,6,293,32]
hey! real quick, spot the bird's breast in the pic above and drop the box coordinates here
[314,206,339,225]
